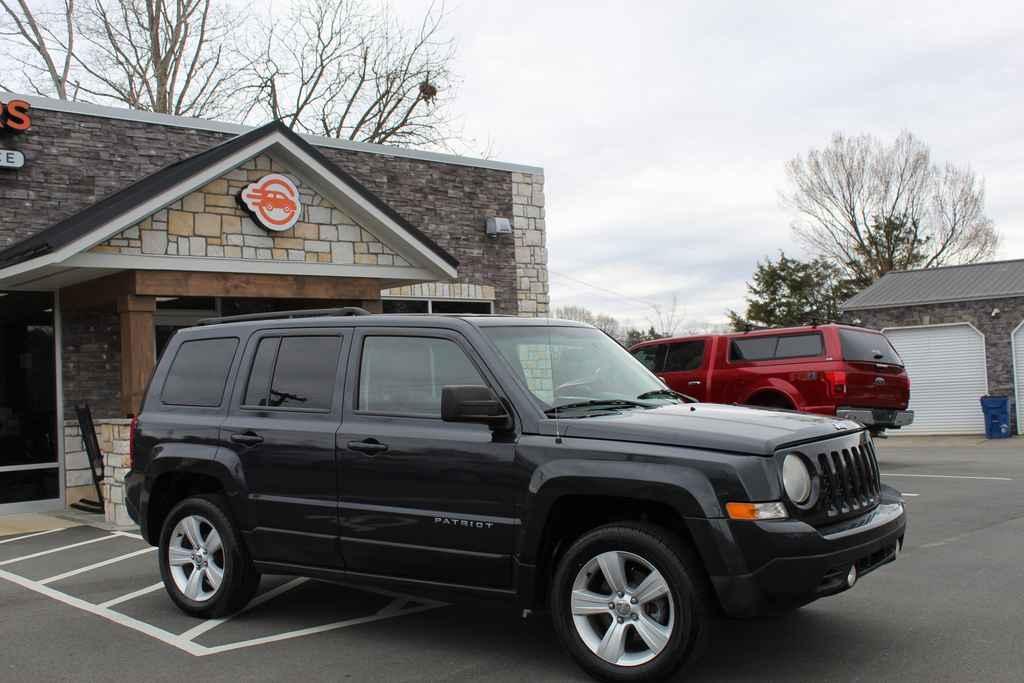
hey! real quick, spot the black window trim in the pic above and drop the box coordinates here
[237,328,345,415]
[351,329,502,422]
[160,336,240,408]
[728,331,826,364]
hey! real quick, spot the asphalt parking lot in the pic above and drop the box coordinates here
[2,439,1023,682]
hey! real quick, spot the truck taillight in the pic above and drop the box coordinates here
[825,370,847,395]
[129,415,138,470]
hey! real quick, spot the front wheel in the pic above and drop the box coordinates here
[158,495,260,618]
[550,523,711,682]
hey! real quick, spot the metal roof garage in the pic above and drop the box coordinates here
[842,260,1024,436]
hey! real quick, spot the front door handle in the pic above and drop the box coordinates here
[230,431,264,446]
[688,380,702,386]
[347,439,389,455]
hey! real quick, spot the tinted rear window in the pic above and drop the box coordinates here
[730,333,823,361]
[162,338,239,407]
[243,336,342,410]
[839,329,902,365]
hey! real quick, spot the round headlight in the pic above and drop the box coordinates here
[782,453,812,504]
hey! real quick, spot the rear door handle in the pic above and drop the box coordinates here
[230,431,264,446]
[347,439,389,455]
[688,380,702,386]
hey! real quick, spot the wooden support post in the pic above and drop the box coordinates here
[118,295,156,417]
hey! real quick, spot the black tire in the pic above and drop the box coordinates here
[158,494,260,618]
[550,522,711,682]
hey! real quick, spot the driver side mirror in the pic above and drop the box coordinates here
[441,385,512,430]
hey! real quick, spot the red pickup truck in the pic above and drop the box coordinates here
[628,324,914,434]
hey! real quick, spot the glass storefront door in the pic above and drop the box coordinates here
[0,291,59,511]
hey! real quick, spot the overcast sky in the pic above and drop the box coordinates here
[393,0,1023,330]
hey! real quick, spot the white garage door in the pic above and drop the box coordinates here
[883,324,988,435]
[1013,322,1024,434]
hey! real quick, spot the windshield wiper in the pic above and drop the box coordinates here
[545,399,652,415]
[636,388,696,403]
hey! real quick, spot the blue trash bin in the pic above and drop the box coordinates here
[980,395,1011,439]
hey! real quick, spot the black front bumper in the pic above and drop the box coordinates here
[707,486,907,616]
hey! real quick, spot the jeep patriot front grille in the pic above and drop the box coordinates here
[790,434,882,526]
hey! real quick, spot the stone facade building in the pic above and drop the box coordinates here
[0,95,548,517]
[842,260,1024,436]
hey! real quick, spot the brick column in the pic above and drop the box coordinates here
[118,295,156,416]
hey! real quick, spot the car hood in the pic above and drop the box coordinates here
[556,402,862,456]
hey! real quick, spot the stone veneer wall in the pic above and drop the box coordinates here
[92,154,410,268]
[846,296,1024,432]
[61,308,121,418]
[512,172,549,316]
[64,418,133,526]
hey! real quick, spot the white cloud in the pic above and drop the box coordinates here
[394,1,1024,324]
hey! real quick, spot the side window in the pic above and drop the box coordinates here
[730,336,778,362]
[358,336,485,416]
[775,333,824,359]
[162,337,239,407]
[243,336,341,410]
[631,344,665,372]
[663,341,705,371]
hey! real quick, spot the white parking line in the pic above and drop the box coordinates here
[0,534,119,566]
[0,531,448,657]
[39,547,156,585]
[197,599,442,656]
[0,567,206,656]
[0,528,66,545]
[902,493,920,497]
[99,582,165,608]
[178,577,309,641]
[881,473,1013,481]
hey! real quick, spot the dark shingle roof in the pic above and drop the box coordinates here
[843,259,1024,310]
[0,120,457,269]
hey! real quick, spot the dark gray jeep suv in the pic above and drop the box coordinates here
[126,309,906,681]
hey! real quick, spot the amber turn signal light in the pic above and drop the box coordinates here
[726,501,788,521]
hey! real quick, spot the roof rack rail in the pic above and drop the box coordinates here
[196,306,371,326]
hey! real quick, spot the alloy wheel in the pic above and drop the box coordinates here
[168,514,225,602]
[570,550,676,667]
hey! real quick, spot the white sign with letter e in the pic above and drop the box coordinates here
[0,150,24,169]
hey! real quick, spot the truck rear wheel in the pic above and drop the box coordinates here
[550,522,710,682]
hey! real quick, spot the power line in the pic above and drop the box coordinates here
[548,270,659,308]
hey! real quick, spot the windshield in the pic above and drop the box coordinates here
[839,328,903,365]
[481,325,680,412]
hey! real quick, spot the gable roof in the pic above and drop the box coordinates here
[0,120,457,274]
[843,259,1024,311]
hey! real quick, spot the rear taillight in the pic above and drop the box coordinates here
[825,370,847,395]
[129,415,138,470]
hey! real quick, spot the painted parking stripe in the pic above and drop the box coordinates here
[902,493,920,497]
[0,533,119,566]
[178,577,309,641]
[0,528,66,545]
[38,547,156,585]
[881,473,1013,481]
[197,599,442,656]
[99,582,166,608]
[0,567,206,656]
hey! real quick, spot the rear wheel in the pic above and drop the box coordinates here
[158,495,260,618]
[550,523,711,682]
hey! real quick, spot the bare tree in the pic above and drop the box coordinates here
[784,131,998,287]
[73,0,248,117]
[647,294,683,338]
[0,0,75,97]
[243,0,457,146]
